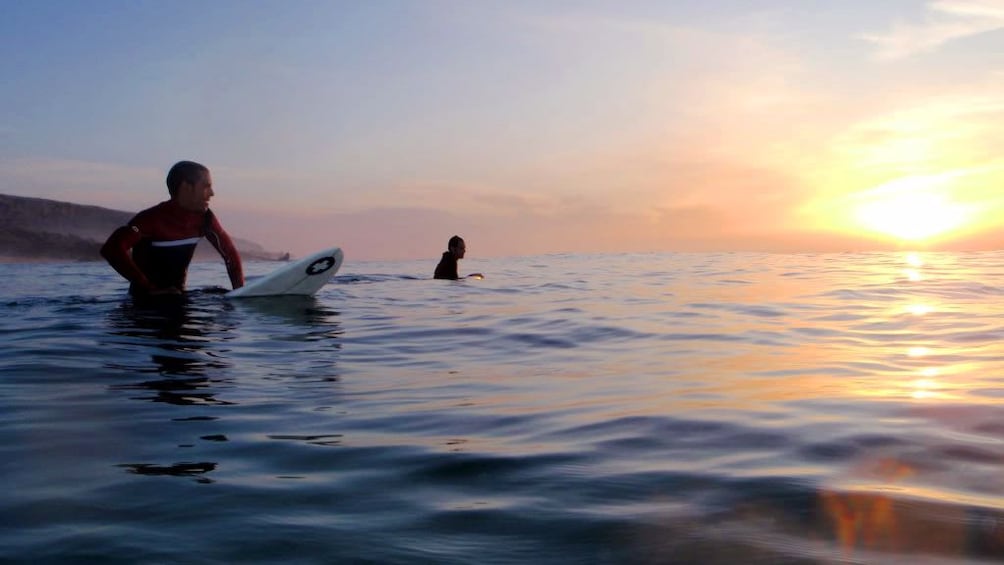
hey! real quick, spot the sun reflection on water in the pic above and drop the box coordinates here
[910,377,938,400]
[905,302,932,315]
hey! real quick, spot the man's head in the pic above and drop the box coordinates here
[448,235,466,259]
[166,161,213,212]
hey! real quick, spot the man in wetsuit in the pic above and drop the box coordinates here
[433,235,482,280]
[101,161,244,296]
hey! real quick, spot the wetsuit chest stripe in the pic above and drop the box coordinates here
[150,237,202,247]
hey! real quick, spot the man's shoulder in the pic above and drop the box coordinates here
[131,200,173,220]
[203,208,231,233]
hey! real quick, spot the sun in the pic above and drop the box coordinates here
[852,174,971,242]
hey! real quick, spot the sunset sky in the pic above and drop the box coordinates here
[2,1,1002,259]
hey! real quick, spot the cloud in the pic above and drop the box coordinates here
[864,0,1004,60]
[227,185,827,261]
[832,94,1004,174]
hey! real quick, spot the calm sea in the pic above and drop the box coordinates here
[3,251,1004,564]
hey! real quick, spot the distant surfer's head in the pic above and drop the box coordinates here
[167,161,214,212]
[448,235,466,259]
[166,161,210,198]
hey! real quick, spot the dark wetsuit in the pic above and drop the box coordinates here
[101,200,243,295]
[434,251,458,280]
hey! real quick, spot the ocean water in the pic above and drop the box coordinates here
[4,251,1004,564]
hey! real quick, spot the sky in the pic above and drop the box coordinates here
[1,0,1003,260]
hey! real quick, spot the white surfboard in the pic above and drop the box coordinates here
[226,247,343,298]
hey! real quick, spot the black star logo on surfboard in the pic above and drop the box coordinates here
[305,256,336,276]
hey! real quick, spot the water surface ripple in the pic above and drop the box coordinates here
[3,252,1004,563]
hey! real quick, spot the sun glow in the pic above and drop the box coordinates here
[852,174,971,242]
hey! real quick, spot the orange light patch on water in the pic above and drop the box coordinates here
[817,458,977,555]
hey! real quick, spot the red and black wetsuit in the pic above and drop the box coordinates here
[101,200,244,295]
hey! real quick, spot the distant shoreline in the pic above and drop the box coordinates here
[0,255,104,264]
[0,256,73,264]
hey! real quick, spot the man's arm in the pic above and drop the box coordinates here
[101,225,156,293]
[203,211,245,289]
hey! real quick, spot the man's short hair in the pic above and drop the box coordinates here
[448,235,464,250]
[166,161,209,197]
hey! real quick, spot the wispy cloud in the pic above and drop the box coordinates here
[833,94,1004,173]
[864,0,1004,60]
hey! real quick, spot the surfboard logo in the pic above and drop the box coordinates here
[305,256,336,276]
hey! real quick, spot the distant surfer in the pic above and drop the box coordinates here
[434,235,483,280]
[101,161,245,296]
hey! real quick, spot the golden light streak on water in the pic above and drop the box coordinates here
[905,303,932,315]
[905,252,924,268]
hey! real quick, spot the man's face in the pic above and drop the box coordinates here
[177,170,214,212]
[452,241,466,259]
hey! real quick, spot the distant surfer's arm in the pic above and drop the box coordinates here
[204,211,245,289]
[100,225,156,293]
